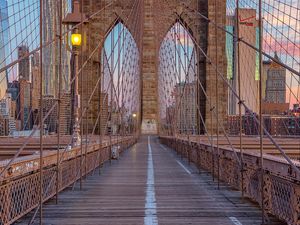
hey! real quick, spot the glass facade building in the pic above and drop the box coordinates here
[0,0,9,99]
[226,25,234,80]
[226,9,260,114]
[42,0,71,96]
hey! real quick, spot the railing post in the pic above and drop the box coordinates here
[2,182,11,225]
[187,137,191,165]
[292,185,300,225]
[196,144,201,174]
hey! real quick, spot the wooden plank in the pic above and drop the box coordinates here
[16,136,285,225]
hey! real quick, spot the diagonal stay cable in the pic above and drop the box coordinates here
[0,1,134,180]
[27,0,141,223]
[176,5,300,177]
[166,12,242,167]
[182,2,300,78]
[0,1,116,75]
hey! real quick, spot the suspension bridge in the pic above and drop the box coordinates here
[0,0,299,224]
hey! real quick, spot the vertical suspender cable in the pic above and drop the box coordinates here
[214,0,220,190]
[210,19,215,182]
[98,0,105,175]
[56,0,63,204]
[236,0,244,199]
[110,26,114,164]
[79,0,84,190]
[98,58,102,174]
[39,0,44,223]
[174,27,177,138]
[258,0,265,223]
[118,24,121,151]
[121,25,125,138]
[84,1,88,179]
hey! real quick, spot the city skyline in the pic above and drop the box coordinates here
[0,1,297,106]
[0,1,298,137]
[0,2,299,225]
[226,0,300,107]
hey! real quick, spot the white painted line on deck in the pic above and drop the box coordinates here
[159,144,168,151]
[159,143,192,175]
[176,160,192,175]
[144,136,158,225]
[229,217,243,225]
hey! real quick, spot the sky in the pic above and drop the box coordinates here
[0,0,39,82]
[226,0,299,106]
[102,22,140,114]
[0,0,72,82]
[0,0,299,106]
[226,0,299,70]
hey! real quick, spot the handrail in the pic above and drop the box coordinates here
[160,136,300,225]
[161,136,300,180]
[0,136,133,182]
[0,136,136,225]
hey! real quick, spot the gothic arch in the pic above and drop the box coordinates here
[79,0,227,134]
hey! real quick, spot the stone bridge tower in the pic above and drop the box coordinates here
[80,0,227,135]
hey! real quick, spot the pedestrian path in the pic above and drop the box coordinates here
[16,136,285,225]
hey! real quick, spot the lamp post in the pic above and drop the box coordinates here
[132,113,137,137]
[63,0,87,147]
[71,31,81,146]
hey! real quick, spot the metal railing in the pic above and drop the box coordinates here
[160,136,300,225]
[0,137,136,225]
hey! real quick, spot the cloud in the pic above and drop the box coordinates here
[163,23,195,48]
[263,3,299,29]
[263,33,300,58]
[287,86,300,107]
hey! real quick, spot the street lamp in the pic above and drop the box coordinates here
[132,113,137,136]
[71,29,81,147]
[63,0,87,147]
[71,33,82,46]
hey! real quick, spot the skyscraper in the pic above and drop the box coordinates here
[262,60,272,101]
[43,0,71,96]
[18,45,30,81]
[59,92,72,135]
[265,53,286,104]
[0,0,9,99]
[0,92,10,116]
[17,45,31,130]
[7,80,19,101]
[227,8,259,114]
[0,93,16,135]
[0,114,8,136]
[18,79,31,130]
[41,95,58,133]
[31,52,40,110]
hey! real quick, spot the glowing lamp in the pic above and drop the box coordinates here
[71,33,82,46]
[132,113,137,118]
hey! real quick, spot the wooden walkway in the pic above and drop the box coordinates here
[16,136,285,225]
